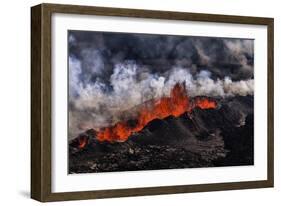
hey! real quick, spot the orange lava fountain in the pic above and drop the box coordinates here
[96,83,217,142]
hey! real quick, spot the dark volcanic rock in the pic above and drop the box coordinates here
[214,114,254,166]
[69,95,254,174]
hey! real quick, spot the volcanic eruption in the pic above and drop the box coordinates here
[68,30,254,174]
[95,83,217,142]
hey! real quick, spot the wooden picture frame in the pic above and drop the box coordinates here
[31,3,274,202]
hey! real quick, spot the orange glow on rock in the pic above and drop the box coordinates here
[78,136,88,149]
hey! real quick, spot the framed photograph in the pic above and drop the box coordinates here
[31,3,274,202]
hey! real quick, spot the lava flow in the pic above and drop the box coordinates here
[78,136,88,149]
[96,83,217,142]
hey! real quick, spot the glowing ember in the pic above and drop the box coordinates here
[96,83,217,142]
[78,136,88,149]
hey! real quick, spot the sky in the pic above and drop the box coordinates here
[68,30,254,139]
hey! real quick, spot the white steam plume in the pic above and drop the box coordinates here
[69,59,253,139]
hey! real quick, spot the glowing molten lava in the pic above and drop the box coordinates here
[193,97,217,109]
[78,136,88,149]
[97,83,217,142]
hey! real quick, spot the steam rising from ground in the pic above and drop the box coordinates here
[68,31,254,139]
[69,58,253,139]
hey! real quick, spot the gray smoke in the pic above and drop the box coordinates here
[69,59,253,139]
[68,31,254,139]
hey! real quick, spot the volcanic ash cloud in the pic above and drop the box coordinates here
[68,59,253,139]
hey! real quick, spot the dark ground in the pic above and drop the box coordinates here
[68,95,254,174]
